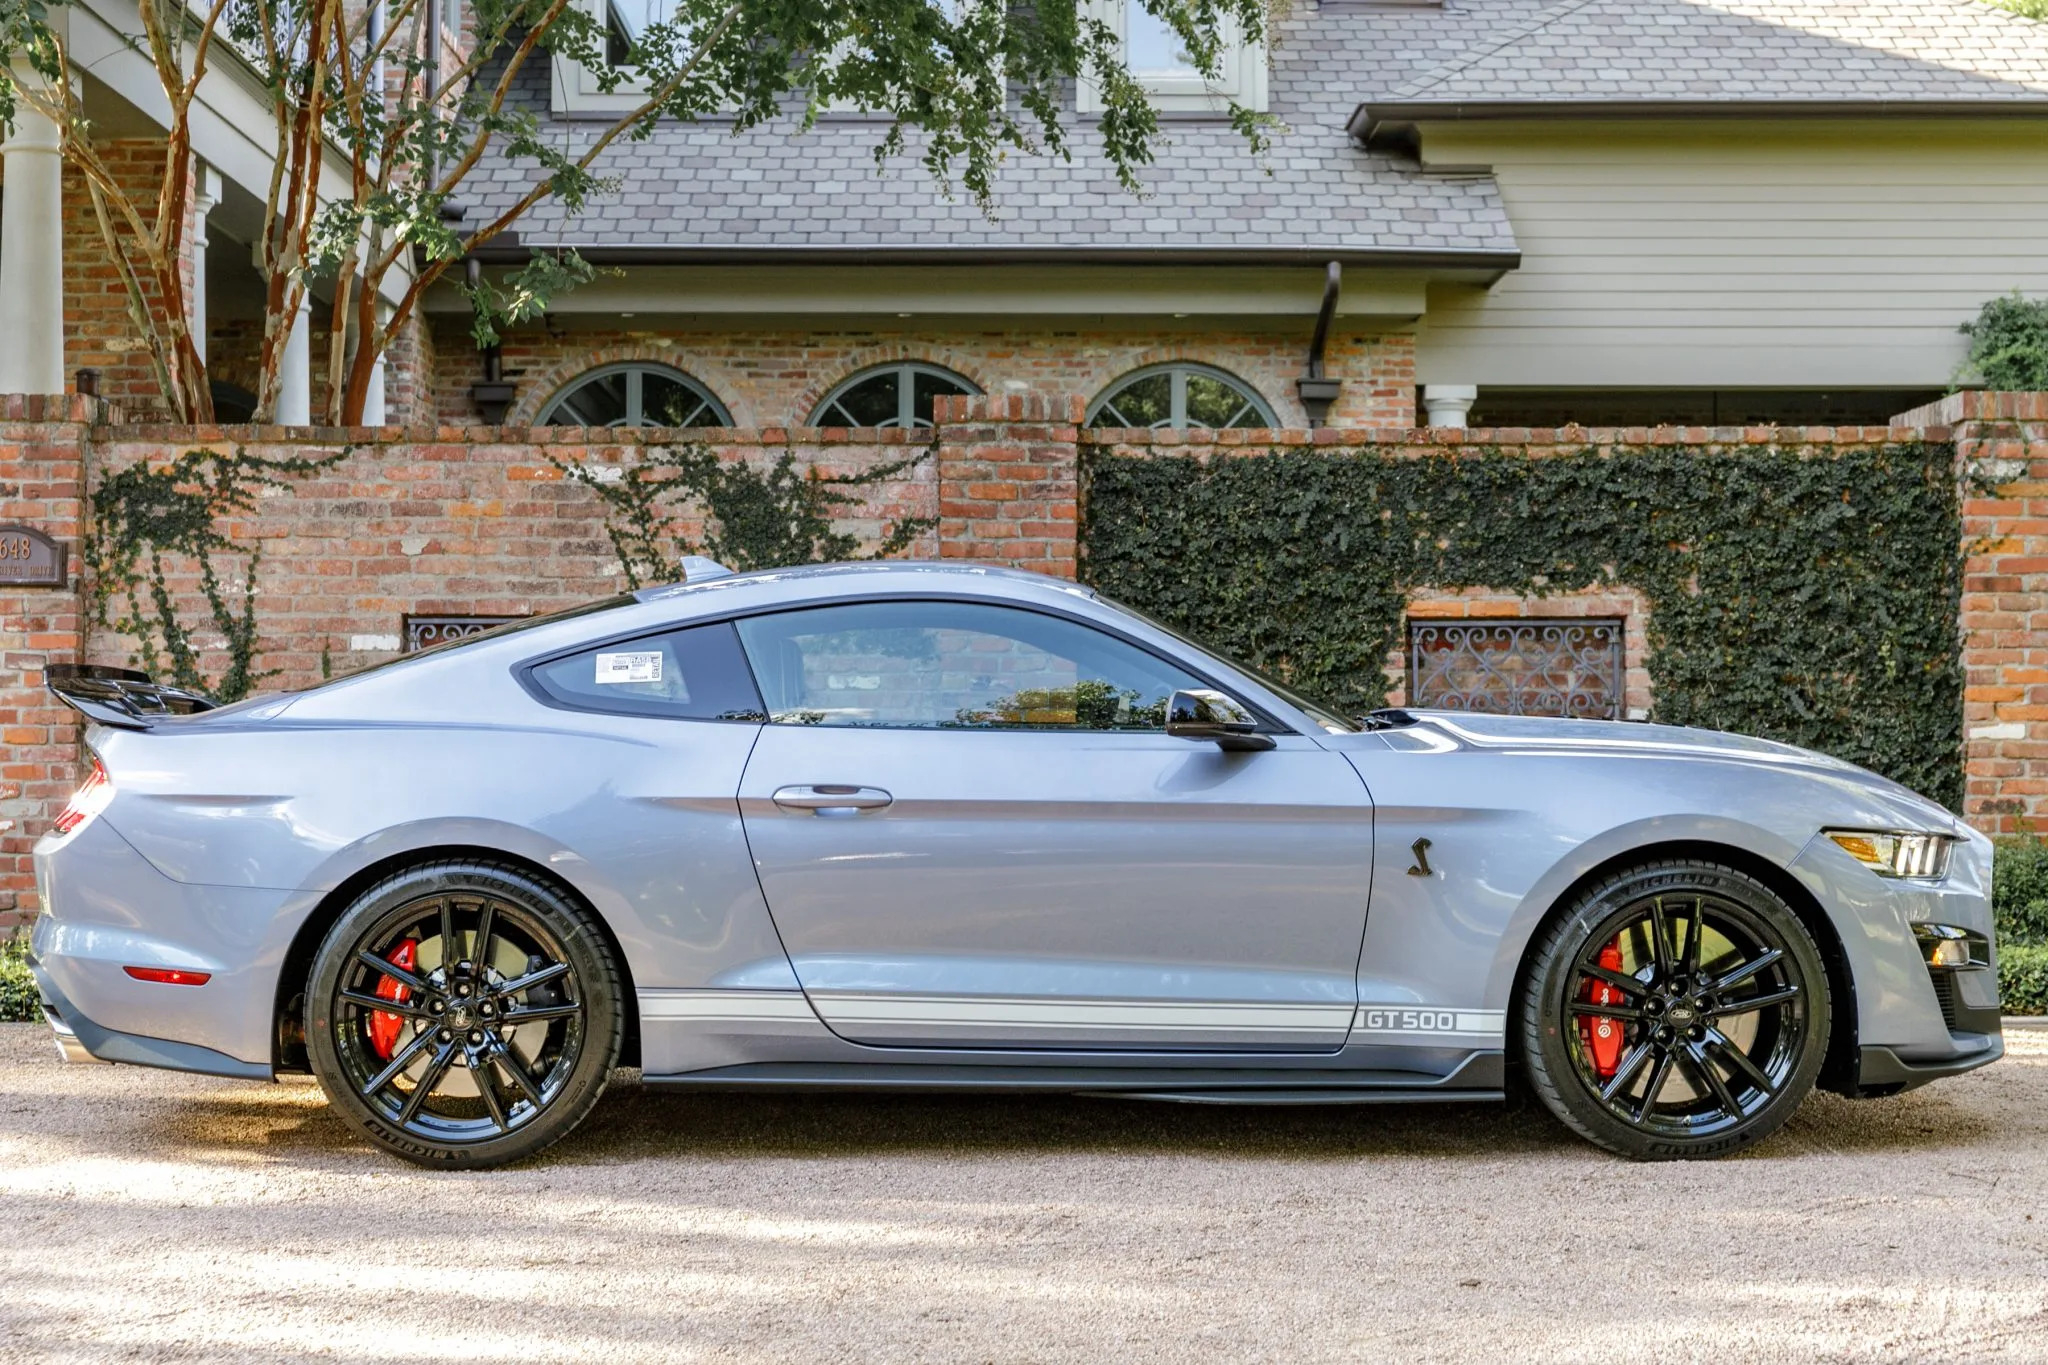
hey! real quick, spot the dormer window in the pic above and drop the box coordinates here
[604,0,667,66]
[1078,0,1268,116]
[555,0,674,112]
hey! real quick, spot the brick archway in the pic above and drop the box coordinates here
[507,345,754,427]
[789,344,996,427]
[1082,347,1298,429]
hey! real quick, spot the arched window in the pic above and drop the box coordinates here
[1087,362,1277,430]
[537,362,732,427]
[809,362,980,429]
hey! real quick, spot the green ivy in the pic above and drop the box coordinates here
[85,446,350,702]
[550,443,936,589]
[1082,441,1964,808]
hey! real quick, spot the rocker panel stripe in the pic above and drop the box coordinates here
[640,989,823,1024]
[805,994,1354,1034]
[640,990,1505,1041]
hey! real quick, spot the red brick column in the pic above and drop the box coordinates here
[63,139,194,419]
[934,394,1083,579]
[1898,391,2048,834]
[0,395,95,926]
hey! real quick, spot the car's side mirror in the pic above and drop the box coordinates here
[1165,689,1276,751]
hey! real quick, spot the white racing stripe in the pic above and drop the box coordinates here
[640,989,823,1025]
[807,993,1355,1035]
[639,989,1504,1043]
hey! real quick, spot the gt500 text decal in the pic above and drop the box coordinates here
[1350,1007,1505,1040]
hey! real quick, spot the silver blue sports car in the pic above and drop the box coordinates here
[31,561,2003,1166]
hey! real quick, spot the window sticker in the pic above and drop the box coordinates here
[595,651,663,685]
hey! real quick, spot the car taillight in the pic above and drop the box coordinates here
[52,758,112,836]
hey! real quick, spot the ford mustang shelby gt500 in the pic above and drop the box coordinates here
[31,561,2002,1166]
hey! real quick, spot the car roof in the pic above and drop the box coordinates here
[631,560,1096,603]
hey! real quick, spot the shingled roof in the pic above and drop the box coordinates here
[1355,0,2048,134]
[461,0,2048,265]
[462,2,1547,264]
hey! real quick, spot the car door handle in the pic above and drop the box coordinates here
[770,784,894,813]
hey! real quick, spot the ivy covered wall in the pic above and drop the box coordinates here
[1081,438,1966,809]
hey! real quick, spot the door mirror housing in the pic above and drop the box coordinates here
[1165,689,1275,751]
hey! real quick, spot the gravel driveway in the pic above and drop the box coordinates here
[1,1022,2043,1363]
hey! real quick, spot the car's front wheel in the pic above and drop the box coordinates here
[1519,860,1831,1160]
[306,860,623,1168]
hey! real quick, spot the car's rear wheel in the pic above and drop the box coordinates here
[1519,860,1830,1160]
[306,860,622,1168]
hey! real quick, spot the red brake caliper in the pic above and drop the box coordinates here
[1578,939,1628,1079]
[368,938,419,1061]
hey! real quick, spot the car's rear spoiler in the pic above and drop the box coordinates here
[46,664,218,731]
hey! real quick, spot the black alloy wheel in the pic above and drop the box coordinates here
[1519,860,1831,1160]
[307,860,622,1167]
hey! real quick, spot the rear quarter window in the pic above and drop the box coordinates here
[528,621,766,721]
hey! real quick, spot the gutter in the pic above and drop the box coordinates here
[459,237,1523,273]
[1350,97,2048,140]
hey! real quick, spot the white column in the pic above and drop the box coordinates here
[361,303,389,425]
[1422,384,1479,429]
[190,165,222,365]
[276,293,311,424]
[0,65,65,395]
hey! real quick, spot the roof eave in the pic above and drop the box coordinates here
[1348,97,2048,140]
[462,238,1523,274]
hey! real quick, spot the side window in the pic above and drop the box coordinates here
[732,601,1211,731]
[530,621,766,721]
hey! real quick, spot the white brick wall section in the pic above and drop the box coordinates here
[350,634,402,652]
[1970,722,2027,741]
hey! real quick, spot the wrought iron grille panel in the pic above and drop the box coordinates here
[402,614,526,653]
[1407,618,1624,720]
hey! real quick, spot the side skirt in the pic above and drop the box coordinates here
[644,1049,1505,1101]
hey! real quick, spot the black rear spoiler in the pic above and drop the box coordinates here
[47,664,218,731]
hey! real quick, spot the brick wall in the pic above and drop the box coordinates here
[383,310,434,427]
[205,319,266,416]
[80,424,937,690]
[3,398,2045,922]
[431,322,1418,432]
[1897,391,2048,835]
[935,395,1083,579]
[0,397,96,929]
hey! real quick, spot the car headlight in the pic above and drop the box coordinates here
[1824,829,1954,880]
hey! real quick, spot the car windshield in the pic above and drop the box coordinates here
[1093,595,1361,733]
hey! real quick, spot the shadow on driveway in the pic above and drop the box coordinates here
[157,1065,2002,1168]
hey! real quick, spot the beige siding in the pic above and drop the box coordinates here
[1414,119,2048,388]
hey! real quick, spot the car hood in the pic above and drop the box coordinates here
[1383,711,1957,829]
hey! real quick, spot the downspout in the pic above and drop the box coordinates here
[468,257,516,423]
[424,0,512,423]
[1297,261,1342,428]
